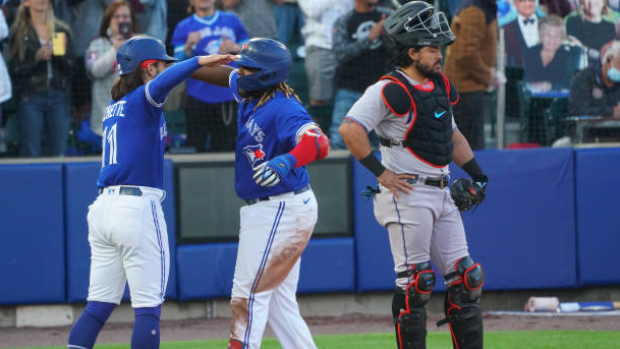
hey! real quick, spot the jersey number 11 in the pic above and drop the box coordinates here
[102,124,118,167]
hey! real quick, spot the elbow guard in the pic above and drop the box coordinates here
[290,128,330,168]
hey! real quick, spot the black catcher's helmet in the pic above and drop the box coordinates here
[384,1,455,49]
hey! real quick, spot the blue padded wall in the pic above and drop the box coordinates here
[450,148,577,290]
[176,238,355,300]
[0,164,65,304]
[176,243,238,300]
[352,157,398,292]
[354,148,577,292]
[65,160,177,302]
[575,148,620,286]
[64,162,101,302]
[298,238,355,293]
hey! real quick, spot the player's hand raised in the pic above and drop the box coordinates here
[197,54,236,67]
[377,170,415,199]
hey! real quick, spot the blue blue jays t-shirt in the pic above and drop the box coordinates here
[171,11,249,103]
[229,70,315,200]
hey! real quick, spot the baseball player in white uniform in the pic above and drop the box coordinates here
[339,2,489,349]
[66,36,235,349]
[191,38,330,349]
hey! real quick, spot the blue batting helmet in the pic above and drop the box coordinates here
[236,38,292,91]
[116,36,177,76]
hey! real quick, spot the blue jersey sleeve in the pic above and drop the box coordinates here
[275,100,314,148]
[171,19,190,59]
[229,69,242,102]
[146,57,201,108]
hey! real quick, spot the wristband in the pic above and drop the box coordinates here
[359,153,386,177]
[462,158,487,184]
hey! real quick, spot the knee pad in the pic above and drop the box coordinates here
[392,262,436,349]
[442,256,484,349]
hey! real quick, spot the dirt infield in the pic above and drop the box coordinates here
[1,313,619,348]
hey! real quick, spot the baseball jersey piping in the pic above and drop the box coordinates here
[151,201,166,301]
[145,81,165,108]
[392,195,408,266]
[342,116,369,132]
[244,201,285,347]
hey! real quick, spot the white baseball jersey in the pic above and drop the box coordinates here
[346,70,469,288]
[346,70,457,178]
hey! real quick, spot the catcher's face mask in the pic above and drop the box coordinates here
[403,8,455,45]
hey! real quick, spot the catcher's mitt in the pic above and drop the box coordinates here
[450,178,486,211]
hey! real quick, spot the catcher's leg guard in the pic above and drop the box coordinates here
[440,256,484,349]
[392,262,436,349]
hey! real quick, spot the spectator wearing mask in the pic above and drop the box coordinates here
[85,0,137,136]
[329,0,390,149]
[171,0,248,152]
[568,40,620,119]
[9,0,73,157]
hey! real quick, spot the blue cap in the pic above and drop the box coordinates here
[236,38,292,91]
[116,36,177,76]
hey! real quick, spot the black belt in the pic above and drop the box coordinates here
[99,186,143,196]
[405,175,449,189]
[246,185,311,205]
[379,137,404,148]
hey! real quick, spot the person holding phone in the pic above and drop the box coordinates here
[8,0,73,157]
[85,1,138,138]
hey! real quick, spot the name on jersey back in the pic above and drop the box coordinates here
[102,101,127,122]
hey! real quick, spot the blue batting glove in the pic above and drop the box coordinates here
[252,154,297,187]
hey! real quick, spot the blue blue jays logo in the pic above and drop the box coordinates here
[243,144,266,168]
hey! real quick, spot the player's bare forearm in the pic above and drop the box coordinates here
[339,118,373,160]
[190,65,234,87]
[452,129,475,167]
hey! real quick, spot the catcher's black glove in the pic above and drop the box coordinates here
[450,178,487,211]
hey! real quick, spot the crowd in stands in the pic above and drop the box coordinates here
[0,0,619,158]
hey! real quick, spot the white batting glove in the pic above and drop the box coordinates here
[252,162,281,187]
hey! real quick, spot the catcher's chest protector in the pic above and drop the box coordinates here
[381,71,454,167]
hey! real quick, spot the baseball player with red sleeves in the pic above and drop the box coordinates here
[66,36,234,349]
[339,2,488,349]
[192,38,330,349]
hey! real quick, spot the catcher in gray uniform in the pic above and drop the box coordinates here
[339,2,488,349]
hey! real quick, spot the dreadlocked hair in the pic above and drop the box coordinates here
[252,82,300,111]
